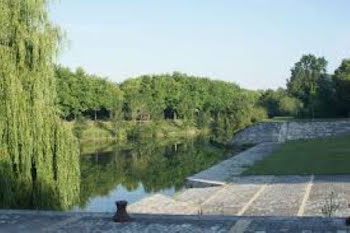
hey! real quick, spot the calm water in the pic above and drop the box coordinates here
[72,136,233,212]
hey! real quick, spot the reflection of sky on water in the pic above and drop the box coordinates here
[71,183,176,212]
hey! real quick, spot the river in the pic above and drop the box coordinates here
[72,136,234,212]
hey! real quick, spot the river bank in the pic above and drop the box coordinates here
[65,120,206,144]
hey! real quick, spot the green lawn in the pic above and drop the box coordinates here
[243,135,350,175]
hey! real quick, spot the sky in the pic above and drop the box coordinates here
[51,0,350,90]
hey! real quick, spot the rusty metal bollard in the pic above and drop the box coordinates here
[346,216,350,226]
[113,200,131,223]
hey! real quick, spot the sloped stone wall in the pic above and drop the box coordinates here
[232,120,350,145]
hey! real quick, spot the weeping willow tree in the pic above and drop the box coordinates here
[0,0,80,210]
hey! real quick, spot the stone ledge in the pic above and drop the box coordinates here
[1,210,350,232]
[0,209,348,223]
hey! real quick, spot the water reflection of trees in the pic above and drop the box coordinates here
[79,137,230,208]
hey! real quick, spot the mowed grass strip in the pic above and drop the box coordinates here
[243,135,350,175]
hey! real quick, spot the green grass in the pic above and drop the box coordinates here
[243,135,350,175]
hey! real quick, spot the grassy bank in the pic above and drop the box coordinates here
[66,119,205,144]
[243,134,350,175]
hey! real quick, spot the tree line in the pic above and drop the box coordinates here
[55,66,123,120]
[54,54,350,143]
[260,54,350,119]
[55,68,266,143]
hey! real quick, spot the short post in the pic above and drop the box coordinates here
[113,200,131,223]
[346,204,350,225]
[346,216,350,226]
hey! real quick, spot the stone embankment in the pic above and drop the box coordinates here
[1,210,350,232]
[232,120,350,146]
[186,142,278,186]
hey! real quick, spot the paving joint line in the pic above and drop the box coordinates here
[297,174,314,216]
[237,183,268,216]
[200,185,229,207]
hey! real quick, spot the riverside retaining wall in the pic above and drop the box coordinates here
[232,120,350,145]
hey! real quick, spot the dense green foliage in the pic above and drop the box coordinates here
[54,54,350,146]
[260,54,349,119]
[286,54,337,118]
[120,73,266,143]
[55,66,123,120]
[0,0,79,210]
[243,135,350,175]
[56,69,267,143]
[55,54,350,145]
[333,59,350,117]
[259,88,303,117]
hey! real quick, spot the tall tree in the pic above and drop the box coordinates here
[0,0,79,210]
[333,59,350,116]
[287,54,328,118]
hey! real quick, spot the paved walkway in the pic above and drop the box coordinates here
[130,142,350,217]
[0,210,350,233]
[129,175,350,217]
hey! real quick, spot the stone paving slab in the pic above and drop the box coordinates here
[201,181,269,215]
[128,194,199,215]
[304,176,350,217]
[187,143,278,186]
[175,186,223,204]
[1,211,350,232]
[129,175,350,218]
[244,176,310,216]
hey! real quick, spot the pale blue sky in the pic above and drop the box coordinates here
[51,0,350,89]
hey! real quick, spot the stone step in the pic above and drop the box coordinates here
[128,194,199,215]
